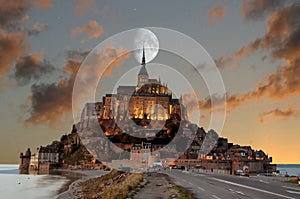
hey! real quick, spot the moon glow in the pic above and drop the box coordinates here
[134,28,159,63]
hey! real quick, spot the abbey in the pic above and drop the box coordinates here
[81,47,187,123]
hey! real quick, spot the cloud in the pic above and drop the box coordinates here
[0,0,30,29]
[240,0,283,20]
[216,38,263,69]
[199,93,249,112]
[258,106,300,123]
[32,0,52,9]
[205,59,300,112]
[0,33,28,80]
[214,3,300,106]
[25,59,80,127]
[0,24,46,87]
[65,49,90,60]
[0,0,51,31]
[0,0,50,93]
[15,53,55,85]
[28,23,48,36]
[0,0,48,76]
[199,94,224,111]
[83,47,131,77]
[234,38,262,58]
[74,0,96,16]
[219,2,300,66]
[246,4,300,100]
[214,54,240,69]
[71,20,104,42]
[25,47,130,127]
[207,4,227,25]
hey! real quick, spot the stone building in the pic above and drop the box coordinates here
[19,146,60,174]
[80,47,188,126]
[19,148,31,173]
[130,142,151,163]
[38,146,60,164]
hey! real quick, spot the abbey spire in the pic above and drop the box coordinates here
[137,46,149,87]
[141,45,146,65]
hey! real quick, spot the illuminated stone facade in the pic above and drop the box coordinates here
[81,48,188,122]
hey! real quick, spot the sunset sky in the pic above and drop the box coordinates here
[0,0,299,164]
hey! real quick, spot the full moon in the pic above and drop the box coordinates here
[134,28,159,63]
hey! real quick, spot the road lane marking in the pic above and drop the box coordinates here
[236,191,245,195]
[195,173,206,177]
[210,177,295,199]
[197,186,205,191]
[282,186,300,191]
[227,188,246,196]
[259,179,270,184]
[212,195,221,199]
[286,190,300,195]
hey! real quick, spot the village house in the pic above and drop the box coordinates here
[19,145,60,174]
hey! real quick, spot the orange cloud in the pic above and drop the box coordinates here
[214,3,300,108]
[71,20,104,42]
[25,59,81,128]
[202,58,300,112]
[0,33,28,80]
[234,38,262,58]
[199,93,250,113]
[258,106,300,123]
[25,47,130,127]
[75,0,96,16]
[215,53,240,69]
[240,0,283,20]
[207,4,227,25]
[0,0,30,29]
[247,5,300,101]
[0,0,52,94]
[32,0,53,9]
[28,22,48,36]
[15,53,54,85]
[234,3,300,61]
[0,0,51,30]
[100,48,131,77]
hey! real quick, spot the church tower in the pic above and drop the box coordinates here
[137,47,149,88]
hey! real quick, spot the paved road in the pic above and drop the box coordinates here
[162,170,300,199]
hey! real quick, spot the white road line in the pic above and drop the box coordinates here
[227,188,246,196]
[259,179,270,184]
[282,186,300,191]
[210,177,296,199]
[212,195,221,199]
[286,190,300,195]
[197,186,206,191]
[236,191,245,195]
